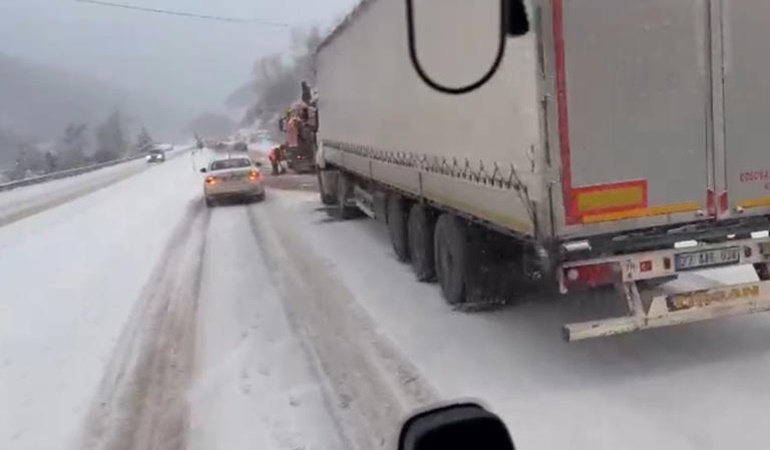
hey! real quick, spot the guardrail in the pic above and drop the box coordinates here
[0,146,190,193]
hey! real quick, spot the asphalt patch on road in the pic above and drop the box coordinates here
[263,173,318,192]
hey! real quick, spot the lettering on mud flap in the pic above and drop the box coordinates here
[666,285,760,312]
[739,169,770,190]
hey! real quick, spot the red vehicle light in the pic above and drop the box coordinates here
[640,260,653,272]
[205,176,217,184]
[563,262,617,291]
[249,171,260,181]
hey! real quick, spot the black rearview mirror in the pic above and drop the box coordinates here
[404,0,529,95]
[199,167,207,173]
[399,403,515,450]
[255,161,263,167]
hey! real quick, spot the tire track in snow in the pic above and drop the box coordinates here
[247,197,439,450]
[77,198,208,450]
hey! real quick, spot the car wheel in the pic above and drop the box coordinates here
[317,171,337,206]
[205,197,214,208]
[434,213,468,305]
[334,173,358,220]
[387,193,410,262]
[408,203,436,282]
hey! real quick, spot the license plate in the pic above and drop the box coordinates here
[675,247,740,271]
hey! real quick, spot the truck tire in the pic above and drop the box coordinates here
[317,171,337,205]
[334,173,358,220]
[387,193,410,262]
[434,214,468,305]
[408,203,436,281]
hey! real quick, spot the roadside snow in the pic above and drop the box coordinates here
[270,189,770,450]
[0,152,200,450]
[188,206,343,450]
[0,146,190,226]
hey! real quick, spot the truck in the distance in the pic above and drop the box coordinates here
[278,86,319,174]
[313,0,770,341]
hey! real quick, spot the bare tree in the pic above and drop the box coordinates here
[231,27,323,137]
[94,110,127,162]
[58,124,89,169]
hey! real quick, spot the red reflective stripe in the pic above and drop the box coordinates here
[719,191,729,215]
[707,188,716,216]
[552,0,576,224]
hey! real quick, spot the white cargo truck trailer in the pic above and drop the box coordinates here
[314,0,770,341]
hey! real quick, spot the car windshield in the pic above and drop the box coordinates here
[210,159,251,171]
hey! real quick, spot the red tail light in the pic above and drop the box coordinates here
[562,263,617,291]
[249,170,260,181]
[205,176,217,184]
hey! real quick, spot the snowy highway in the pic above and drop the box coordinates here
[3,149,770,450]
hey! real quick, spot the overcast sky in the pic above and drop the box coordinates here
[0,0,358,120]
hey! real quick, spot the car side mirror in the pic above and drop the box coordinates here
[398,403,515,450]
[200,168,207,173]
[255,161,263,167]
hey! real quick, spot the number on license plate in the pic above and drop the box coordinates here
[675,247,740,271]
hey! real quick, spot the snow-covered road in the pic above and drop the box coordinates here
[0,147,188,227]
[0,150,201,450]
[3,148,770,450]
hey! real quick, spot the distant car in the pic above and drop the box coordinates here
[146,149,165,163]
[201,156,265,207]
[232,141,248,152]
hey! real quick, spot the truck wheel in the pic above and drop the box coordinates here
[388,193,410,262]
[317,171,337,205]
[434,214,468,305]
[335,173,357,220]
[408,203,436,281]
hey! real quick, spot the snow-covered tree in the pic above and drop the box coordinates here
[136,127,154,153]
[94,110,127,162]
[229,27,323,137]
[58,123,89,169]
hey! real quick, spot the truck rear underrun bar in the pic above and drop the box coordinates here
[559,236,770,341]
[564,277,770,341]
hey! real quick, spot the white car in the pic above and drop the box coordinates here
[201,156,265,207]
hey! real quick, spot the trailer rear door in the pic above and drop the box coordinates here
[719,1,770,219]
[556,0,711,231]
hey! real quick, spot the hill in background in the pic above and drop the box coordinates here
[0,53,182,165]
